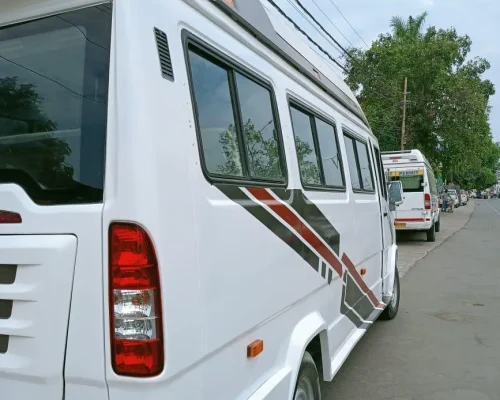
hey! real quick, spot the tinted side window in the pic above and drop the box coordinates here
[428,170,437,195]
[0,5,112,205]
[236,73,283,180]
[355,140,374,191]
[344,137,361,190]
[189,51,243,177]
[316,118,344,187]
[187,46,285,183]
[289,103,345,190]
[290,106,321,185]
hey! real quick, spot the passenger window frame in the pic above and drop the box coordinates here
[182,30,288,188]
[342,130,376,194]
[372,144,387,200]
[287,96,346,193]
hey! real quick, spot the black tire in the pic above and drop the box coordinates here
[293,351,321,400]
[380,267,400,320]
[426,223,436,242]
[435,218,441,233]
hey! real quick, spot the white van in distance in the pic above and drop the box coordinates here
[382,150,440,242]
[0,1,402,399]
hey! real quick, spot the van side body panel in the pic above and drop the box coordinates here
[101,1,394,399]
[0,0,397,399]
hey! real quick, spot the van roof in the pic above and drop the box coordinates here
[381,149,431,167]
[209,0,371,130]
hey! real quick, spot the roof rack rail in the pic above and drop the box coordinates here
[381,150,412,154]
[209,0,370,129]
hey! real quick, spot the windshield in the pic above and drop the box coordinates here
[390,174,423,193]
[0,4,111,204]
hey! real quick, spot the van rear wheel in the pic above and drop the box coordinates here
[426,223,436,242]
[435,218,441,233]
[294,351,321,400]
[380,267,400,320]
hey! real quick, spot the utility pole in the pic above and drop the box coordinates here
[401,77,408,151]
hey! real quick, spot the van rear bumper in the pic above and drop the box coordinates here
[394,220,433,231]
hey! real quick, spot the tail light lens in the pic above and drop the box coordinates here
[109,223,164,377]
[424,193,431,210]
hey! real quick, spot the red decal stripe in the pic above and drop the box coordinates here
[247,187,382,310]
[341,254,379,308]
[247,187,342,276]
[395,218,425,222]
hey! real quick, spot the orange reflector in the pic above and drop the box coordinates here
[247,340,264,358]
[223,0,235,7]
[360,268,367,276]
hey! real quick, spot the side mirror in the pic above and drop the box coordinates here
[388,181,404,206]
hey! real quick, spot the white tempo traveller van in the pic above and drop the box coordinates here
[0,1,402,399]
[382,150,440,242]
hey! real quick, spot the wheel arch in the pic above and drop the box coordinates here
[285,312,330,397]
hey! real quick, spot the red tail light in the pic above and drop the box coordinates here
[109,223,164,377]
[0,210,22,223]
[424,193,431,210]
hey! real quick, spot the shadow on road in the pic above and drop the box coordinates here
[395,230,428,243]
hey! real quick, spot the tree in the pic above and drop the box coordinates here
[0,77,74,186]
[217,120,320,183]
[390,12,428,41]
[344,14,497,189]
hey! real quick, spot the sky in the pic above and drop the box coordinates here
[270,0,500,141]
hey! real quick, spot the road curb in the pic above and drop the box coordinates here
[399,202,477,279]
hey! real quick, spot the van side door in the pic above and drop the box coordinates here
[370,143,393,286]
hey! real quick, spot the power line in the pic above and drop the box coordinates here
[291,0,399,101]
[0,54,105,104]
[307,0,356,49]
[294,0,354,63]
[267,0,401,105]
[266,0,348,73]
[325,0,370,48]
[285,0,345,60]
[56,15,109,51]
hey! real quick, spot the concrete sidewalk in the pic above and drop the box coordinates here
[396,201,476,278]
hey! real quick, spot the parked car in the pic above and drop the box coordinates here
[460,190,468,205]
[447,189,460,207]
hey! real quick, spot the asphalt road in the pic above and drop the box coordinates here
[322,199,500,400]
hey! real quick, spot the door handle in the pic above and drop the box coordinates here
[383,212,388,217]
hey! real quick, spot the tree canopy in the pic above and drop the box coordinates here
[344,12,499,190]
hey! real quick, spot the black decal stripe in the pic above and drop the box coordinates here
[216,184,384,329]
[341,253,382,308]
[345,272,376,321]
[271,189,340,255]
[216,185,320,276]
[340,272,382,328]
[340,272,364,328]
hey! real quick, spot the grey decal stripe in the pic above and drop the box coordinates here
[345,273,376,321]
[340,274,364,328]
[270,189,340,255]
[321,262,327,278]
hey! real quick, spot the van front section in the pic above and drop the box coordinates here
[0,2,112,399]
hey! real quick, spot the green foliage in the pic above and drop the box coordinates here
[217,120,320,183]
[344,12,498,190]
[0,77,74,186]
